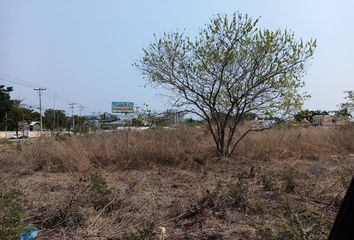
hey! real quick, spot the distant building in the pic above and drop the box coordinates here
[312,115,335,126]
[100,121,122,130]
[164,109,185,125]
[29,121,41,131]
[101,112,119,122]
[144,109,186,126]
[84,115,100,121]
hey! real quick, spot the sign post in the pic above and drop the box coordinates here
[111,101,134,156]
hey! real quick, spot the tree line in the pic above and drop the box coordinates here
[0,85,86,132]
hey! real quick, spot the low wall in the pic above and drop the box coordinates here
[0,131,50,138]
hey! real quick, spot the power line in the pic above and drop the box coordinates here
[0,77,34,88]
[0,72,94,114]
[0,72,75,103]
[0,72,43,88]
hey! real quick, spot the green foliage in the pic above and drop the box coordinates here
[340,90,354,111]
[0,182,25,240]
[134,103,151,126]
[74,116,89,133]
[242,112,258,121]
[294,109,314,122]
[44,109,67,130]
[337,90,354,119]
[6,100,40,132]
[334,108,351,118]
[262,174,276,191]
[293,109,330,122]
[90,171,111,194]
[131,118,145,127]
[0,85,13,129]
[136,12,316,157]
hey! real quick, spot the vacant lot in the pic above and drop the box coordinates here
[1,125,354,239]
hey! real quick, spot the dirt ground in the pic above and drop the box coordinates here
[4,154,353,239]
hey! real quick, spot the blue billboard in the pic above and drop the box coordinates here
[112,102,134,113]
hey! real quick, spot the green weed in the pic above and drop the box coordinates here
[0,182,25,240]
[90,171,111,194]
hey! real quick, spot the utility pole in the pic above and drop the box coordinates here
[33,88,46,133]
[5,112,7,132]
[68,103,76,131]
[53,92,56,131]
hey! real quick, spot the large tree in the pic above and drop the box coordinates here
[7,100,37,135]
[43,109,67,130]
[336,90,354,119]
[0,85,13,129]
[136,13,316,157]
[340,90,354,112]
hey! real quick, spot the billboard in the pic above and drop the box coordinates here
[112,102,134,113]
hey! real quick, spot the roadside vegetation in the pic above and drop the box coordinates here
[0,125,353,239]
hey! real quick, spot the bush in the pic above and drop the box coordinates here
[262,174,276,191]
[281,168,297,194]
[0,182,25,240]
[131,118,145,127]
[90,171,111,194]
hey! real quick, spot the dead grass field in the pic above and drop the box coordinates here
[0,125,354,239]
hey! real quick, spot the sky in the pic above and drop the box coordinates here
[0,0,353,115]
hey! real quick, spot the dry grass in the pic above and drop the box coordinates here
[1,125,353,173]
[0,127,212,173]
[0,125,353,239]
[237,125,354,161]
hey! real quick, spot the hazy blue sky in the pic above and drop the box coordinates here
[0,0,353,115]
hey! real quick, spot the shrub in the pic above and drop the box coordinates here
[0,182,25,240]
[262,174,276,192]
[131,118,145,127]
[90,171,111,194]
